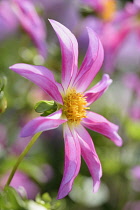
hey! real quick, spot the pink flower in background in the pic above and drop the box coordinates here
[78,0,131,73]
[103,0,140,73]
[129,166,140,192]
[129,105,140,121]
[10,20,122,199]
[81,0,103,11]
[80,0,140,73]
[81,0,117,21]
[123,73,140,98]
[32,0,80,31]
[123,201,140,210]
[0,0,18,40]
[0,0,47,58]
[131,166,140,180]
[123,73,140,121]
[101,22,131,73]
[12,0,47,58]
[0,123,54,199]
[0,171,40,199]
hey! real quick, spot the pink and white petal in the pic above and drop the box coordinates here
[21,109,66,137]
[73,27,104,92]
[57,124,81,199]
[49,19,78,90]
[56,82,65,94]
[82,111,123,146]
[9,63,63,104]
[84,74,112,106]
[75,124,102,192]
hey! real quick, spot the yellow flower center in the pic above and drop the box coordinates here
[101,0,116,21]
[62,88,89,124]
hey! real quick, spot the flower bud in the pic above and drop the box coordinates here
[0,92,7,114]
[0,76,7,114]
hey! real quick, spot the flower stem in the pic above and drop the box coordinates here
[5,132,42,187]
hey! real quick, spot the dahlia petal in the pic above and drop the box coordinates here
[49,19,78,90]
[84,74,112,106]
[13,0,47,57]
[75,124,102,192]
[73,27,104,92]
[9,63,63,104]
[82,111,123,146]
[21,109,66,137]
[103,22,132,73]
[57,124,81,199]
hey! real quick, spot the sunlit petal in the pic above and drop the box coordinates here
[82,111,123,146]
[10,63,63,104]
[57,124,81,199]
[21,109,66,137]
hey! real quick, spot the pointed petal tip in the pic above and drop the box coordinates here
[103,73,112,80]
[57,185,72,200]
[48,19,57,26]
[9,64,18,70]
[86,26,98,36]
[57,192,67,200]
[9,63,26,70]
[113,132,123,147]
[74,24,104,92]
[48,18,53,23]
[93,180,101,193]
[9,66,13,69]
[103,73,113,85]
[116,138,123,147]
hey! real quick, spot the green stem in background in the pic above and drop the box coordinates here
[5,132,42,187]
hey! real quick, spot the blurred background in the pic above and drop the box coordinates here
[0,0,140,209]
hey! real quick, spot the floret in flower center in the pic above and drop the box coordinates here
[101,0,116,21]
[62,88,89,124]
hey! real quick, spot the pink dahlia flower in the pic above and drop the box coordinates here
[10,20,122,199]
[81,0,117,21]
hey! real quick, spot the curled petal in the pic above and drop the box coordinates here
[12,0,47,57]
[103,22,132,73]
[73,27,104,92]
[49,19,78,90]
[82,111,123,146]
[84,74,112,106]
[21,109,66,137]
[57,124,81,199]
[75,124,102,192]
[9,63,63,104]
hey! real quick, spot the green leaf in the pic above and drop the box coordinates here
[34,100,57,116]
[0,76,7,92]
[0,92,7,114]
[0,186,27,210]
